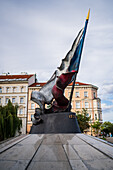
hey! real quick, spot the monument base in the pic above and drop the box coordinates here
[30,112,81,134]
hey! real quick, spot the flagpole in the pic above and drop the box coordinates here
[68,9,90,112]
[68,72,77,112]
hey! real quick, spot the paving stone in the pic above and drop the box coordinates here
[0,135,43,161]
[70,160,88,170]
[0,160,16,170]
[42,134,62,145]
[77,134,113,158]
[0,145,39,161]
[0,135,30,154]
[0,160,29,170]
[33,144,67,161]
[84,158,113,170]
[63,144,80,160]
[62,134,86,145]
[20,134,44,145]
[73,144,107,160]
[27,161,71,170]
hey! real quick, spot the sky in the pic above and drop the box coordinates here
[0,0,113,122]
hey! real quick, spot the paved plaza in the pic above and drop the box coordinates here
[0,134,113,170]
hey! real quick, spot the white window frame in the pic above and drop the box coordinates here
[93,92,96,98]
[31,114,34,121]
[12,98,16,103]
[98,101,100,108]
[20,97,24,104]
[21,87,24,92]
[19,108,23,114]
[85,102,89,108]
[68,92,71,98]
[6,87,10,93]
[13,87,16,93]
[6,98,9,104]
[84,91,88,97]
[95,114,97,120]
[76,102,80,109]
[31,103,35,109]
[0,87,2,93]
[75,92,79,97]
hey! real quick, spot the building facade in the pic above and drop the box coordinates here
[0,73,36,134]
[27,82,102,134]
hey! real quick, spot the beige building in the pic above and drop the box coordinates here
[0,73,36,134]
[27,81,102,134]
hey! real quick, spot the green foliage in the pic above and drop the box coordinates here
[76,109,90,133]
[91,120,102,136]
[0,100,22,141]
[101,121,113,135]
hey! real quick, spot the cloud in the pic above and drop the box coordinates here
[101,103,113,110]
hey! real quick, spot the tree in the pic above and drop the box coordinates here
[0,100,22,141]
[101,121,113,136]
[76,109,90,133]
[91,120,102,136]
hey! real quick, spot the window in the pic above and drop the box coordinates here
[31,103,35,109]
[0,87,2,93]
[20,97,24,103]
[93,92,96,98]
[21,87,24,92]
[6,98,9,104]
[19,108,23,114]
[75,92,79,97]
[6,87,10,93]
[93,101,97,108]
[0,98,1,104]
[99,113,101,120]
[98,101,100,108]
[68,92,71,98]
[95,114,97,120]
[31,114,34,121]
[12,98,16,103]
[84,91,88,97]
[76,102,80,108]
[71,102,73,108]
[85,102,89,108]
[13,87,16,93]
[86,113,89,117]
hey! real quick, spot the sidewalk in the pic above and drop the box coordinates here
[0,134,113,170]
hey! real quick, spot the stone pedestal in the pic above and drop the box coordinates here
[30,112,81,134]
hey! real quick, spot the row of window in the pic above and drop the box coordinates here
[68,91,96,98]
[0,87,25,93]
[0,97,25,104]
[29,101,100,110]
[74,101,89,109]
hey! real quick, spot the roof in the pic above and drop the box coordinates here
[69,81,90,86]
[29,81,93,87]
[29,82,46,87]
[0,74,34,82]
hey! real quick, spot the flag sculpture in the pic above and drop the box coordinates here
[31,10,90,123]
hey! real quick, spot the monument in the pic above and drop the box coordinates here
[30,10,90,134]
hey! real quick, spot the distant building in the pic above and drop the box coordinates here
[0,73,36,134]
[27,82,102,134]
[65,82,102,135]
